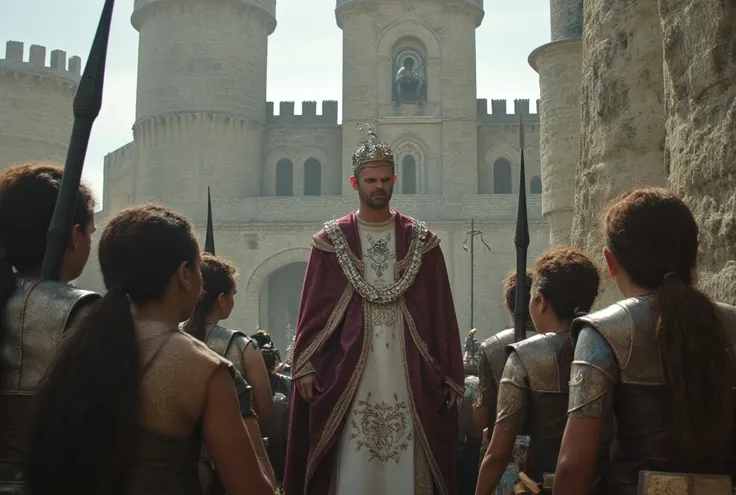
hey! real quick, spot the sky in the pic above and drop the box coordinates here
[1,0,550,202]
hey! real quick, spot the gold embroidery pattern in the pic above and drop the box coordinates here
[397,298,449,495]
[370,303,398,350]
[294,285,354,378]
[348,391,413,463]
[364,233,395,280]
[325,217,428,304]
[305,297,372,493]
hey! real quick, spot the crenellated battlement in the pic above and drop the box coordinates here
[477,98,541,124]
[267,100,339,126]
[104,142,136,168]
[0,41,82,84]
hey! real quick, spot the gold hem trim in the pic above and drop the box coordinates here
[311,235,336,253]
[444,377,465,396]
[292,361,316,381]
[401,301,435,365]
[304,297,372,494]
[399,296,448,495]
[294,285,354,374]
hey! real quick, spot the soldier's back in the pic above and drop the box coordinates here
[0,278,98,493]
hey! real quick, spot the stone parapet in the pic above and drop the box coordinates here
[267,101,339,126]
[477,99,541,124]
[0,41,81,86]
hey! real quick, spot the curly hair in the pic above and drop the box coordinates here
[531,247,600,321]
[503,269,534,319]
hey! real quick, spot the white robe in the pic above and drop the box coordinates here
[330,214,415,494]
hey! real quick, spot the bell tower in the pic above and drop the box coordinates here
[336,0,484,196]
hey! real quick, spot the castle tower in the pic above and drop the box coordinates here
[0,41,81,172]
[336,0,484,196]
[131,0,277,216]
[528,0,582,245]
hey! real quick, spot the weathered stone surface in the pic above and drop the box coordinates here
[530,39,582,246]
[659,0,736,304]
[571,0,667,305]
[638,470,731,495]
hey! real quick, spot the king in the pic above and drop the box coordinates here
[284,124,465,495]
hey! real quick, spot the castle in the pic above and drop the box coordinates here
[1,0,559,351]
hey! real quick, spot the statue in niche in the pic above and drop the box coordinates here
[393,51,426,105]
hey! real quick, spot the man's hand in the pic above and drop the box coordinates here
[296,373,321,402]
[443,386,459,409]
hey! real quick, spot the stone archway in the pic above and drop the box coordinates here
[243,248,310,352]
[260,262,307,352]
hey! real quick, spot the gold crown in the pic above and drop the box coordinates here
[351,123,394,174]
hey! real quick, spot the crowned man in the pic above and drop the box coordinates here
[283,125,465,495]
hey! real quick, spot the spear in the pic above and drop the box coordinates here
[514,114,530,343]
[42,0,116,280]
[204,186,216,255]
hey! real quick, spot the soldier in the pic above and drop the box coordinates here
[476,247,607,495]
[27,204,277,495]
[554,188,736,494]
[473,270,536,431]
[251,330,292,486]
[473,270,537,495]
[0,164,101,494]
[182,253,276,493]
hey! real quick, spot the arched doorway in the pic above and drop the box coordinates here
[259,261,307,352]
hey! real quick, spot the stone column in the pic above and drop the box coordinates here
[571,0,667,305]
[659,0,736,304]
[528,0,583,246]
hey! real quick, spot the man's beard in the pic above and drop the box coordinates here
[359,187,392,209]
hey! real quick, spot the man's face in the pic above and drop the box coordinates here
[352,162,395,209]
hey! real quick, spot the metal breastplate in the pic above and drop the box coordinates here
[1,278,99,393]
[480,328,537,387]
[0,278,99,490]
[576,297,736,485]
[509,332,574,480]
[203,324,248,375]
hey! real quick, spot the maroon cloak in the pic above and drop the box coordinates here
[283,211,465,495]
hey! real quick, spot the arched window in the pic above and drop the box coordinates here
[275,159,293,197]
[401,155,417,194]
[304,158,322,196]
[530,175,542,194]
[493,158,512,194]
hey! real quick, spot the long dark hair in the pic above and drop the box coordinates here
[182,254,236,341]
[27,203,199,495]
[604,187,735,461]
[0,164,95,329]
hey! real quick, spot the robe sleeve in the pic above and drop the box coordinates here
[426,243,466,396]
[291,235,351,381]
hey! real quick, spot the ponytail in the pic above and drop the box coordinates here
[182,304,208,342]
[28,286,142,495]
[655,275,736,462]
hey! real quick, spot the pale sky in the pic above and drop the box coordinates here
[1,0,550,202]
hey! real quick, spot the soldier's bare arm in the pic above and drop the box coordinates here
[554,326,618,495]
[242,344,274,419]
[476,352,529,494]
[203,367,277,495]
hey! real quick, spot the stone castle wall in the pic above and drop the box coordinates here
[0,41,81,171]
[659,0,736,304]
[570,0,668,306]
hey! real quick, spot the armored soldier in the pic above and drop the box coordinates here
[181,203,275,492]
[555,188,736,495]
[477,247,607,495]
[0,165,100,494]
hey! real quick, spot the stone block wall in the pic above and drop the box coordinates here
[0,41,81,171]
[659,0,736,304]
